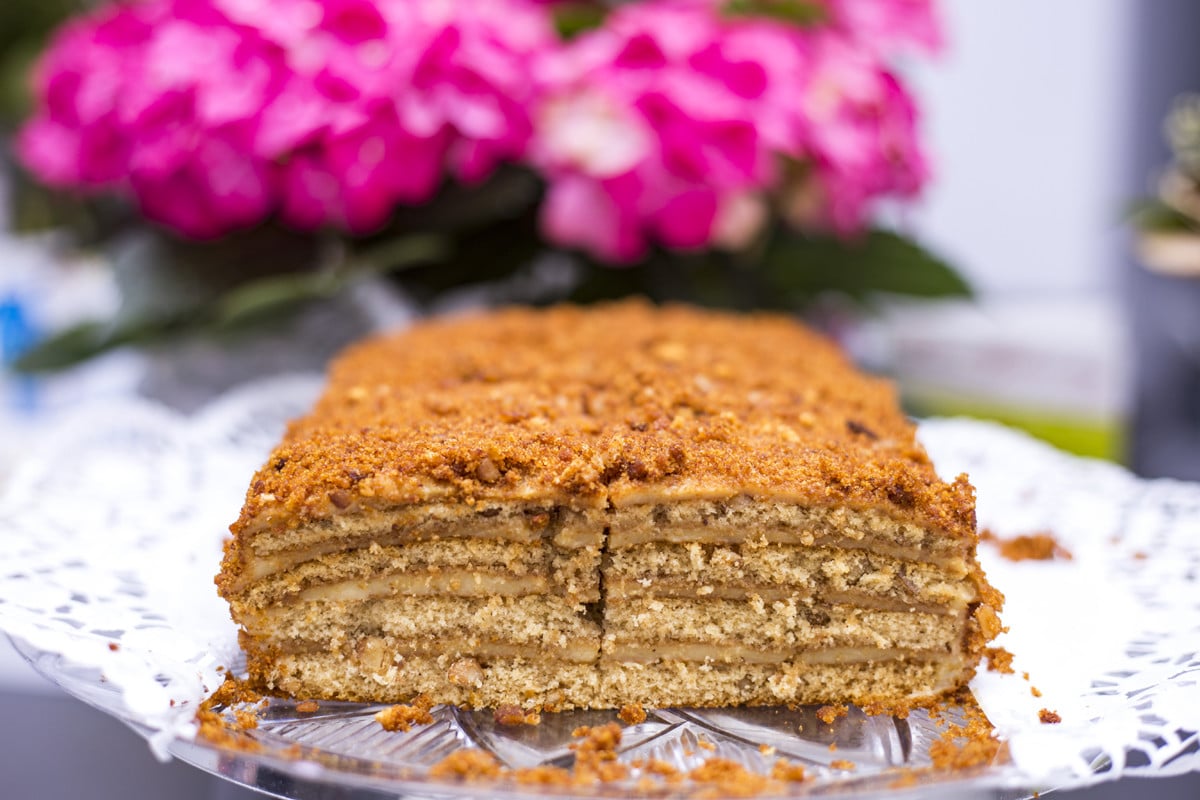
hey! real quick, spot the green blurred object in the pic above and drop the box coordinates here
[1,1,971,373]
[905,389,1124,462]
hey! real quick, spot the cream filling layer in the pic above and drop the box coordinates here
[262,638,954,668]
[604,600,962,652]
[607,530,968,571]
[271,571,963,613]
[265,633,600,666]
[603,644,958,666]
[297,569,554,602]
[230,537,966,599]
[603,578,966,614]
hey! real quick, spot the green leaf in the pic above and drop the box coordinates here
[350,232,451,277]
[216,233,446,326]
[722,0,828,26]
[14,229,448,372]
[13,313,197,372]
[553,3,609,40]
[759,227,971,306]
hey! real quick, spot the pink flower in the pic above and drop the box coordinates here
[247,0,558,232]
[18,0,557,238]
[17,5,159,188]
[826,0,942,56]
[533,0,933,262]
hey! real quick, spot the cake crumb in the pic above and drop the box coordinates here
[771,759,807,782]
[983,529,1072,562]
[862,702,909,719]
[108,642,119,652]
[828,742,837,752]
[207,674,262,708]
[928,698,1005,770]
[1031,686,1043,698]
[638,758,681,780]
[376,695,435,732]
[1038,709,1062,724]
[618,703,647,725]
[193,676,264,753]
[984,646,1015,674]
[570,722,627,784]
[816,704,848,724]
[512,765,572,786]
[295,700,320,714]
[758,744,776,756]
[830,759,856,771]
[493,704,540,726]
[195,708,260,752]
[689,758,770,797]
[429,749,502,781]
[696,737,716,752]
[634,777,660,794]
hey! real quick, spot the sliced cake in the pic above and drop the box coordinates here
[216,301,1002,710]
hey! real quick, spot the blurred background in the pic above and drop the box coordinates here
[2,1,1200,797]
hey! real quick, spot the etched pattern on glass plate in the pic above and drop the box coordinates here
[2,376,1199,798]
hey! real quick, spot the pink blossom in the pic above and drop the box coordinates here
[826,0,943,56]
[533,0,932,262]
[18,0,557,238]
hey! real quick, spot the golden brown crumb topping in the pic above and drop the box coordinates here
[1038,709,1062,724]
[226,302,977,542]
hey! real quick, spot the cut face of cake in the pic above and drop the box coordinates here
[217,302,1002,711]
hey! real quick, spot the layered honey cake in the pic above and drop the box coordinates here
[217,301,1002,710]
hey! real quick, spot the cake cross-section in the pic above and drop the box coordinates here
[216,301,1002,711]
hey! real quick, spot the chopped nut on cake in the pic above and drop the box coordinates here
[217,301,1001,710]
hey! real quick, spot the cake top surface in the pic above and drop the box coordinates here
[233,301,975,538]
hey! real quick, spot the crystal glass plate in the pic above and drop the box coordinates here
[13,639,1033,799]
[3,376,1198,799]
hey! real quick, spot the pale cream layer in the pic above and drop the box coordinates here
[240,595,599,650]
[231,498,969,589]
[236,540,599,606]
[606,499,967,559]
[242,504,603,557]
[262,636,951,668]
[603,598,963,653]
[605,542,975,610]
[603,579,958,614]
[604,644,958,666]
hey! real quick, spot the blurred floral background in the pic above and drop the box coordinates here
[5,0,967,371]
[3,2,1200,799]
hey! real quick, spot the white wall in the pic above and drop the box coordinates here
[906,0,1137,296]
